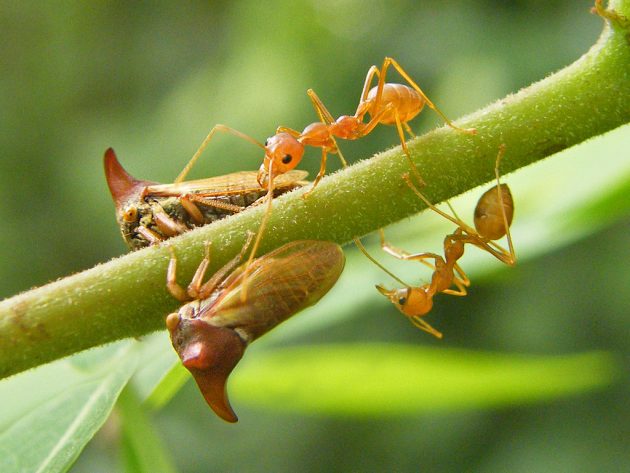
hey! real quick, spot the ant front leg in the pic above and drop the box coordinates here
[176,124,266,183]
[394,112,425,186]
[305,89,348,168]
[356,65,382,118]
[302,148,328,199]
[241,172,276,301]
[402,173,477,236]
[409,316,443,339]
[275,126,301,137]
[306,89,336,125]
[378,229,436,270]
[198,231,255,299]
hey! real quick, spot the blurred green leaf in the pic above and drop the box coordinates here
[126,332,189,410]
[144,362,189,410]
[130,332,180,404]
[0,342,137,473]
[118,386,178,473]
[232,344,618,417]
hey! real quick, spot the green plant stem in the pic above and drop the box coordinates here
[1,1,629,380]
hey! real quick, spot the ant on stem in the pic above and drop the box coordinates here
[176,57,475,287]
[356,145,515,338]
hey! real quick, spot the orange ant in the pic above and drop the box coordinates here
[175,57,476,274]
[356,145,515,338]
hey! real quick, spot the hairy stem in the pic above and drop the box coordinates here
[1,1,629,379]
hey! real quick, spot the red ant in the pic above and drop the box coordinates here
[175,57,476,276]
[356,145,515,338]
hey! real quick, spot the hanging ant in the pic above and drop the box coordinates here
[175,57,476,272]
[356,145,515,338]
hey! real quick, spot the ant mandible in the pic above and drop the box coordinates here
[356,145,515,338]
[176,57,476,274]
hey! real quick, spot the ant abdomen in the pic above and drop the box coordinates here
[366,83,425,124]
[474,183,514,241]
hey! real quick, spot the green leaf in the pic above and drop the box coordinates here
[118,386,178,473]
[0,342,137,473]
[144,363,189,410]
[129,332,181,404]
[231,344,618,417]
[127,332,189,410]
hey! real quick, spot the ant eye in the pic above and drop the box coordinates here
[398,297,407,306]
[282,154,292,164]
[265,139,269,146]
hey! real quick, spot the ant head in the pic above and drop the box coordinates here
[258,133,305,186]
[376,285,411,311]
[376,285,432,318]
[167,314,246,423]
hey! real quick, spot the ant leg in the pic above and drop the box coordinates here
[453,262,471,287]
[354,237,410,288]
[394,111,425,186]
[441,266,469,296]
[354,65,382,119]
[336,147,349,168]
[378,229,440,272]
[381,57,476,135]
[403,122,415,139]
[303,149,328,199]
[306,89,348,168]
[306,89,336,125]
[276,126,302,137]
[241,168,276,301]
[378,228,408,260]
[198,232,255,299]
[166,248,190,302]
[493,144,516,266]
[410,316,443,339]
[402,173,477,235]
[187,243,212,299]
[175,124,266,183]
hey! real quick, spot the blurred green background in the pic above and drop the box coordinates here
[1,1,629,472]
